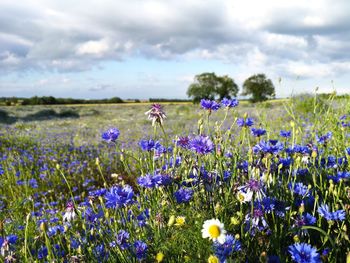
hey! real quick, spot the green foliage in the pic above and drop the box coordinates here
[291,93,331,115]
[242,74,275,102]
[187,73,239,102]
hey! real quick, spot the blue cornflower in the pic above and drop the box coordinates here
[102,128,120,143]
[105,185,134,209]
[318,204,346,221]
[139,139,161,151]
[174,187,194,203]
[200,99,221,111]
[253,140,284,155]
[244,205,269,235]
[116,230,130,250]
[0,164,3,175]
[327,171,350,183]
[221,98,239,108]
[28,178,38,188]
[152,173,172,187]
[280,130,292,138]
[288,243,320,263]
[295,213,316,227]
[289,182,310,197]
[316,132,332,144]
[189,135,214,154]
[37,246,48,260]
[176,136,190,149]
[93,244,109,262]
[237,117,254,127]
[137,174,155,188]
[134,240,148,260]
[251,128,266,137]
[213,234,241,262]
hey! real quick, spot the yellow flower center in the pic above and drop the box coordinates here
[175,216,185,226]
[208,225,221,238]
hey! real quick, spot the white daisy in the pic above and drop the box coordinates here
[201,219,226,244]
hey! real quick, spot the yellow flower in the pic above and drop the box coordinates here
[156,252,164,262]
[208,255,219,263]
[175,216,186,226]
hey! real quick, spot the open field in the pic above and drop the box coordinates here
[0,97,349,262]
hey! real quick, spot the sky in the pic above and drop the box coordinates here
[0,0,349,99]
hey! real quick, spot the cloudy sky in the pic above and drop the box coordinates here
[0,0,349,99]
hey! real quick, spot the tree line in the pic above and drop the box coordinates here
[187,72,275,103]
[0,96,124,106]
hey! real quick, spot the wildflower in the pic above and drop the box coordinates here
[288,243,320,263]
[251,128,266,137]
[221,98,239,108]
[253,140,284,155]
[134,240,148,260]
[105,185,134,209]
[213,234,241,262]
[318,204,346,221]
[28,178,38,188]
[139,139,162,152]
[137,174,155,188]
[176,136,190,149]
[295,213,316,227]
[201,219,226,244]
[237,190,253,203]
[116,230,130,250]
[244,205,269,235]
[280,130,291,138]
[238,179,265,200]
[189,135,214,154]
[316,132,332,145]
[327,171,350,183]
[102,128,120,143]
[145,103,166,126]
[175,216,186,226]
[237,117,254,127]
[208,255,220,263]
[200,99,221,111]
[156,252,164,262]
[174,188,194,204]
[63,201,76,222]
[346,147,350,155]
[289,182,310,197]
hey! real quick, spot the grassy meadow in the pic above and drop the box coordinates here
[0,95,349,262]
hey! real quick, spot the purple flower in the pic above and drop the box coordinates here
[176,136,190,149]
[213,234,241,262]
[253,140,284,155]
[116,230,130,250]
[280,130,291,138]
[28,178,38,188]
[137,174,155,188]
[200,99,221,111]
[295,213,316,227]
[318,204,346,221]
[145,103,166,126]
[288,243,320,263]
[251,128,266,137]
[237,117,254,127]
[139,139,161,151]
[316,132,332,144]
[105,185,134,209]
[174,187,194,203]
[221,98,239,108]
[102,128,120,143]
[189,135,214,154]
[289,182,310,197]
[133,240,148,260]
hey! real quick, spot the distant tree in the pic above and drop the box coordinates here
[187,73,238,103]
[242,74,275,102]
